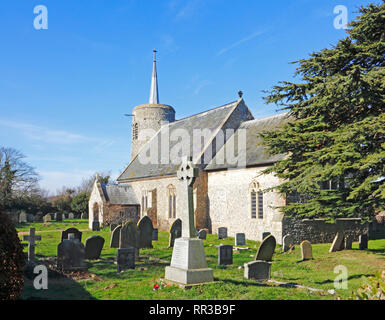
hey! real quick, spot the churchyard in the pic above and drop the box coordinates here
[17,218,385,300]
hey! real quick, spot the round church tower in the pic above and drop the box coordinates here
[131,50,175,160]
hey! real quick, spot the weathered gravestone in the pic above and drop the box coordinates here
[92,221,100,231]
[110,225,122,248]
[57,233,86,271]
[43,214,51,223]
[235,233,246,246]
[120,221,139,257]
[329,232,345,253]
[56,213,63,222]
[27,214,34,223]
[168,218,182,248]
[137,216,154,249]
[23,228,41,262]
[61,228,82,242]
[282,234,294,253]
[152,228,158,241]
[218,227,228,240]
[359,234,368,250]
[300,240,313,261]
[110,224,118,232]
[197,229,207,240]
[262,232,271,240]
[19,211,27,223]
[218,245,233,265]
[255,235,276,262]
[34,214,43,222]
[244,261,271,281]
[85,235,105,260]
[165,156,213,285]
[117,248,135,272]
[81,212,88,219]
[68,213,75,219]
[345,235,353,250]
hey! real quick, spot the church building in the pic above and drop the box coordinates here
[88,51,368,244]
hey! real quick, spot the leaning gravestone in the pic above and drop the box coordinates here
[110,225,122,248]
[300,240,313,261]
[168,218,182,248]
[262,232,271,240]
[19,211,27,223]
[117,248,135,272]
[235,233,246,246]
[255,235,276,262]
[218,227,228,240]
[329,232,345,253]
[61,228,82,242]
[43,214,51,223]
[57,233,86,271]
[282,234,294,253]
[110,224,118,232]
[197,229,207,240]
[85,235,105,260]
[244,261,271,281]
[137,216,154,249]
[218,245,233,265]
[152,229,158,241]
[359,234,368,250]
[345,235,353,250]
[120,221,139,257]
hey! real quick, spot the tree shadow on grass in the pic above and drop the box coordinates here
[314,273,375,285]
[220,278,273,288]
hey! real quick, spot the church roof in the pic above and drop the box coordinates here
[205,112,291,170]
[100,184,138,205]
[117,100,242,181]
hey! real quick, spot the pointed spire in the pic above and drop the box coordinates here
[149,49,159,104]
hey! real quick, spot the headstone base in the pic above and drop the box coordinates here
[244,261,271,281]
[165,237,213,285]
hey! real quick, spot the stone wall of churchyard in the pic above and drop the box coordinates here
[282,217,369,244]
[120,170,209,232]
[207,166,286,244]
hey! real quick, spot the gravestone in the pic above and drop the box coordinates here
[168,218,182,248]
[68,213,75,219]
[197,229,207,240]
[27,214,34,223]
[152,229,158,241]
[23,228,41,262]
[34,214,43,222]
[92,221,100,231]
[43,214,51,223]
[81,212,88,219]
[63,212,69,219]
[235,233,246,246]
[110,224,118,232]
[218,227,228,240]
[255,235,276,261]
[120,221,139,257]
[244,261,271,281]
[85,235,105,260]
[262,232,271,240]
[282,234,294,253]
[61,228,82,242]
[329,232,345,253]
[137,216,154,249]
[110,225,122,248]
[117,248,135,272]
[57,233,86,271]
[359,234,368,250]
[300,240,313,261]
[218,245,233,265]
[19,211,27,223]
[345,235,353,250]
[165,156,213,285]
[56,213,63,222]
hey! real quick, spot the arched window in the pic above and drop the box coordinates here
[93,203,99,222]
[141,190,148,216]
[167,185,176,219]
[133,123,138,140]
[249,181,263,219]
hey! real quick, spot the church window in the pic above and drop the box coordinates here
[167,185,176,219]
[133,123,138,140]
[141,191,148,216]
[250,181,263,219]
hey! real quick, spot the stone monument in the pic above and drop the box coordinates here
[23,228,41,262]
[164,156,213,285]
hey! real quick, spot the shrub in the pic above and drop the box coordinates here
[0,210,25,300]
[353,271,385,300]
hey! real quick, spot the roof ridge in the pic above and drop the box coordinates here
[240,111,289,125]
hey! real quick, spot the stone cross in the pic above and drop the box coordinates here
[177,156,199,238]
[23,228,41,262]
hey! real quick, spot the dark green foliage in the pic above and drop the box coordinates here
[71,192,90,214]
[0,209,25,300]
[261,2,385,221]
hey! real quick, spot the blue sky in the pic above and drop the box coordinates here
[0,0,373,194]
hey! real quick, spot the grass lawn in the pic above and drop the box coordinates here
[18,220,385,300]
